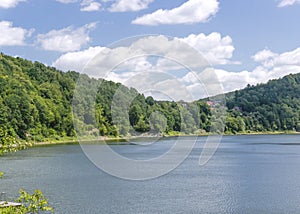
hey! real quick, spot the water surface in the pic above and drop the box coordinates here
[1,135,300,213]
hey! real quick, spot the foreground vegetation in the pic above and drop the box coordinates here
[0,189,53,213]
[1,53,300,152]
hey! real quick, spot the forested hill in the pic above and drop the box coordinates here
[0,53,210,143]
[225,73,300,133]
[0,53,77,141]
[1,53,300,147]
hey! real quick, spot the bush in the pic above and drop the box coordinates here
[0,189,54,213]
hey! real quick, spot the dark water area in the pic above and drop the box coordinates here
[1,135,300,213]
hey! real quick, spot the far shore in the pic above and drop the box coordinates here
[31,131,300,147]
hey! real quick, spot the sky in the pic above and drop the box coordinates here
[1,0,300,100]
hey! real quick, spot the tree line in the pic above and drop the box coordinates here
[1,53,300,149]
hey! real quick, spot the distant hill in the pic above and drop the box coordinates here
[225,73,300,133]
[0,53,300,149]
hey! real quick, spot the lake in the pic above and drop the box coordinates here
[1,135,300,213]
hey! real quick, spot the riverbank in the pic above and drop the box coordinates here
[31,130,300,147]
[2,131,300,154]
[32,135,147,146]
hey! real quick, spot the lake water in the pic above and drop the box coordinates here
[1,135,300,213]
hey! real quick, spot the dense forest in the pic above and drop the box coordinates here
[0,53,212,144]
[1,53,300,149]
[226,74,300,133]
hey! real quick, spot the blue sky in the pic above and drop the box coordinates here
[1,0,300,99]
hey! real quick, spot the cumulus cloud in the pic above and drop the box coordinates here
[211,47,300,93]
[277,0,300,7]
[132,0,219,25]
[252,49,278,64]
[214,66,300,93]
[53,33,224,72]
[176,47,300,97]
[0,21,33,46]
[52,33,236,88]
[214,69,258,92]
[0,0,25,8]
[37,23,96,52]
[108,0,153,12]
[52,33,300,100]
[179,32,236,65]
[178,67,224,98]
[80,0,101,11]
[53,34,227,100]
[254,48,300,80]
[56,0,101,11]
[252,47,300,68]
[53,46,105,72]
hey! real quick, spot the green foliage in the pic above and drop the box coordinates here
[0,189,54,213]
[2,52,300,142]
[0,54,213,141]
[225,115,245,134]
[0,54,75,143]
[149,112,167,133]
[225,73,300,133]
[0,127,32,155]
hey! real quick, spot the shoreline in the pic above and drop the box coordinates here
[31,131,300,147]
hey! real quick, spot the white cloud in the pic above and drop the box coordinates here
[252,47,300,68]
[132,0,219,25]
[53,34,227,100]
[109,0,153,12]
[178,47,300,97]
[277,0,300,7]
[80,0,101,11]
[0,21,33,46]
[252,49,278,65]
[52,33,300,100]
[56,0,78,3]
[54,47,153,76]
[37,23,96,52]
[214,65,300,93]
[53,46,105,72]
[56,0,101,11]
[53,32,236,80]
[0,0,25,8]
[180,71,212,99]
[179,32,236,65]
[214,69,258,92]
[56,0,151,12]
[180,68,225,98]
[212,47,300,93]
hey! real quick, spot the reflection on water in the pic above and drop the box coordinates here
[1,135,300,213]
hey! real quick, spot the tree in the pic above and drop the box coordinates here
[150,112,167,133]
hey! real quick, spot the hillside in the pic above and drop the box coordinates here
[1,53,300,151]
[0,53,210,147]
[0,53,77,141]
[225,73,300,133]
